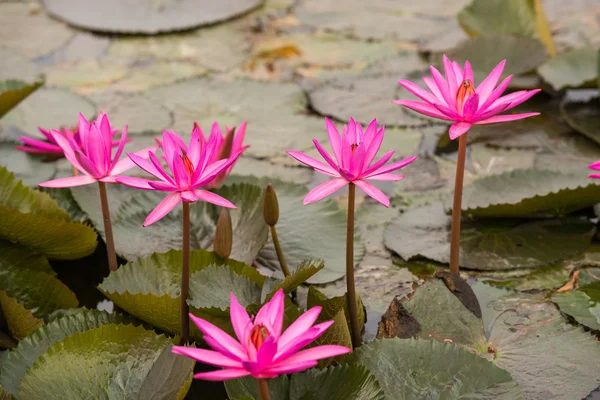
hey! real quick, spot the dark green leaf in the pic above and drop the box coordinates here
[347,338,522,399]
[225,375,290,400]
[0,80,43,119]
[552,282,600,330]
[384,203,594,270]
[560,97,600,146]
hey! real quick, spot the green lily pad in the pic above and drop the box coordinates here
[0,167,97,259]
[458,0,555,56]
[0,80,43,119]
[99,249,262,336]
[72,182,268,264]
[458,169,600,218]
[346,338,522,399]
[399,280,600,399]
[444,35,548,83]
[17,323,194,400]
[538,47,598,90]
[0,143,59,188]
[225,364,385,400]
[483,261,574,292]
[560,97,600,146]
[145,77,323,159]
[42,0,263,34]
[0,88,96,137]
[384,203,594,270]
[0,309,132,395]
[0,241,78,339]
[230,176,363,284]
[552,282,600,330]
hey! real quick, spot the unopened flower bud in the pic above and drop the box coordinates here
[214,208,232,258]
[263,184,279,226]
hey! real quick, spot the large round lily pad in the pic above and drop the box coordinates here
[384,203,594,270]
[552,282,600,331]
[538,47,598,90]
[42,0,264,34]
[560,96,600,146]
[17,323,194,399]
[458,169,600,218]
[399,280,600,400]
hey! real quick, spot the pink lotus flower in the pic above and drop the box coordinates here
[395,56,541,139]
[116,127,242,226]
[171,289,351,381]
[287,117,417,207]
[197,121,248,189]
[589,161,600,178]
[17,124,122,162]
[38,113,155,188]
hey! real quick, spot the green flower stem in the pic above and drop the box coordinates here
[269,225,290,278]
[346,183,361,348]
[257,379,271,400]
[98,182,118,273]
[450,133,467,276]
[180,201,190,345]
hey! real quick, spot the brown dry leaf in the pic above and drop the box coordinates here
[556,269,580,293]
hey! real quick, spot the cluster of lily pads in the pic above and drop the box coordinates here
[1,0,600,399]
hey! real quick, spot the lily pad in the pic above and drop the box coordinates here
[458,0,555,56]
[17,323,194,400]
[458,169,600,218]
[98,249,263,336]
[0,308,132,395]
[483,261,574,292]
[145,77,322,159]
[384,203,594,270]
[230,176,363,284]
[0,241,78,339]
[538,47,598,90]
[0,88,96,137]
[552,282,600,331]
[72,182,268,264]
[560,97,600,146]
[42,0,263,34]
[0,80,43,119]
[225,364,385,400]
[405,281,600,399]
[346,338,522,399]
[445,35,548,82]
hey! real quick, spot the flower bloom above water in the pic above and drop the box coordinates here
[171,289,351,381]
[17,123,122,162]
[37,113,155,188]
[395,56,541,140]
[287,117,417,207]
[117,126,243,226]
[589,161,600,179]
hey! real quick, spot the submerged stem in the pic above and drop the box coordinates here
[449,133,468,276]
[180,201,191,345]
[257,379,271,400]
[270,225,290,278]
[98,182,118,273]
[346,183,361,348]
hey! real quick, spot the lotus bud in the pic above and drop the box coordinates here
[263,184,279,226]
[214,208,232,258]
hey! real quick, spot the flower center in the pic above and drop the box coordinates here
[248,324,270,350]
[351,143,358,154]
[456,79,476,114]
[180,151,195,176]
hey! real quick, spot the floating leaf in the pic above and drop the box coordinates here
[400,280,600,399]
[72,182,268,264]
[384,203,594,270]
[552,282,600,330]
[41,0,263,34]
[0,309,131,395]
[0,80,43,119]
[445,35,548,83]
[17,323,193,399]
[231,176,363,284]
[265,260,324,300]
[347,338,522,399]
[458,169,600,218]
[225,364,385,400]
[458,0,555,56]
[99,249,262,336]
[560,97,600,146]
[538,47,598,90]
